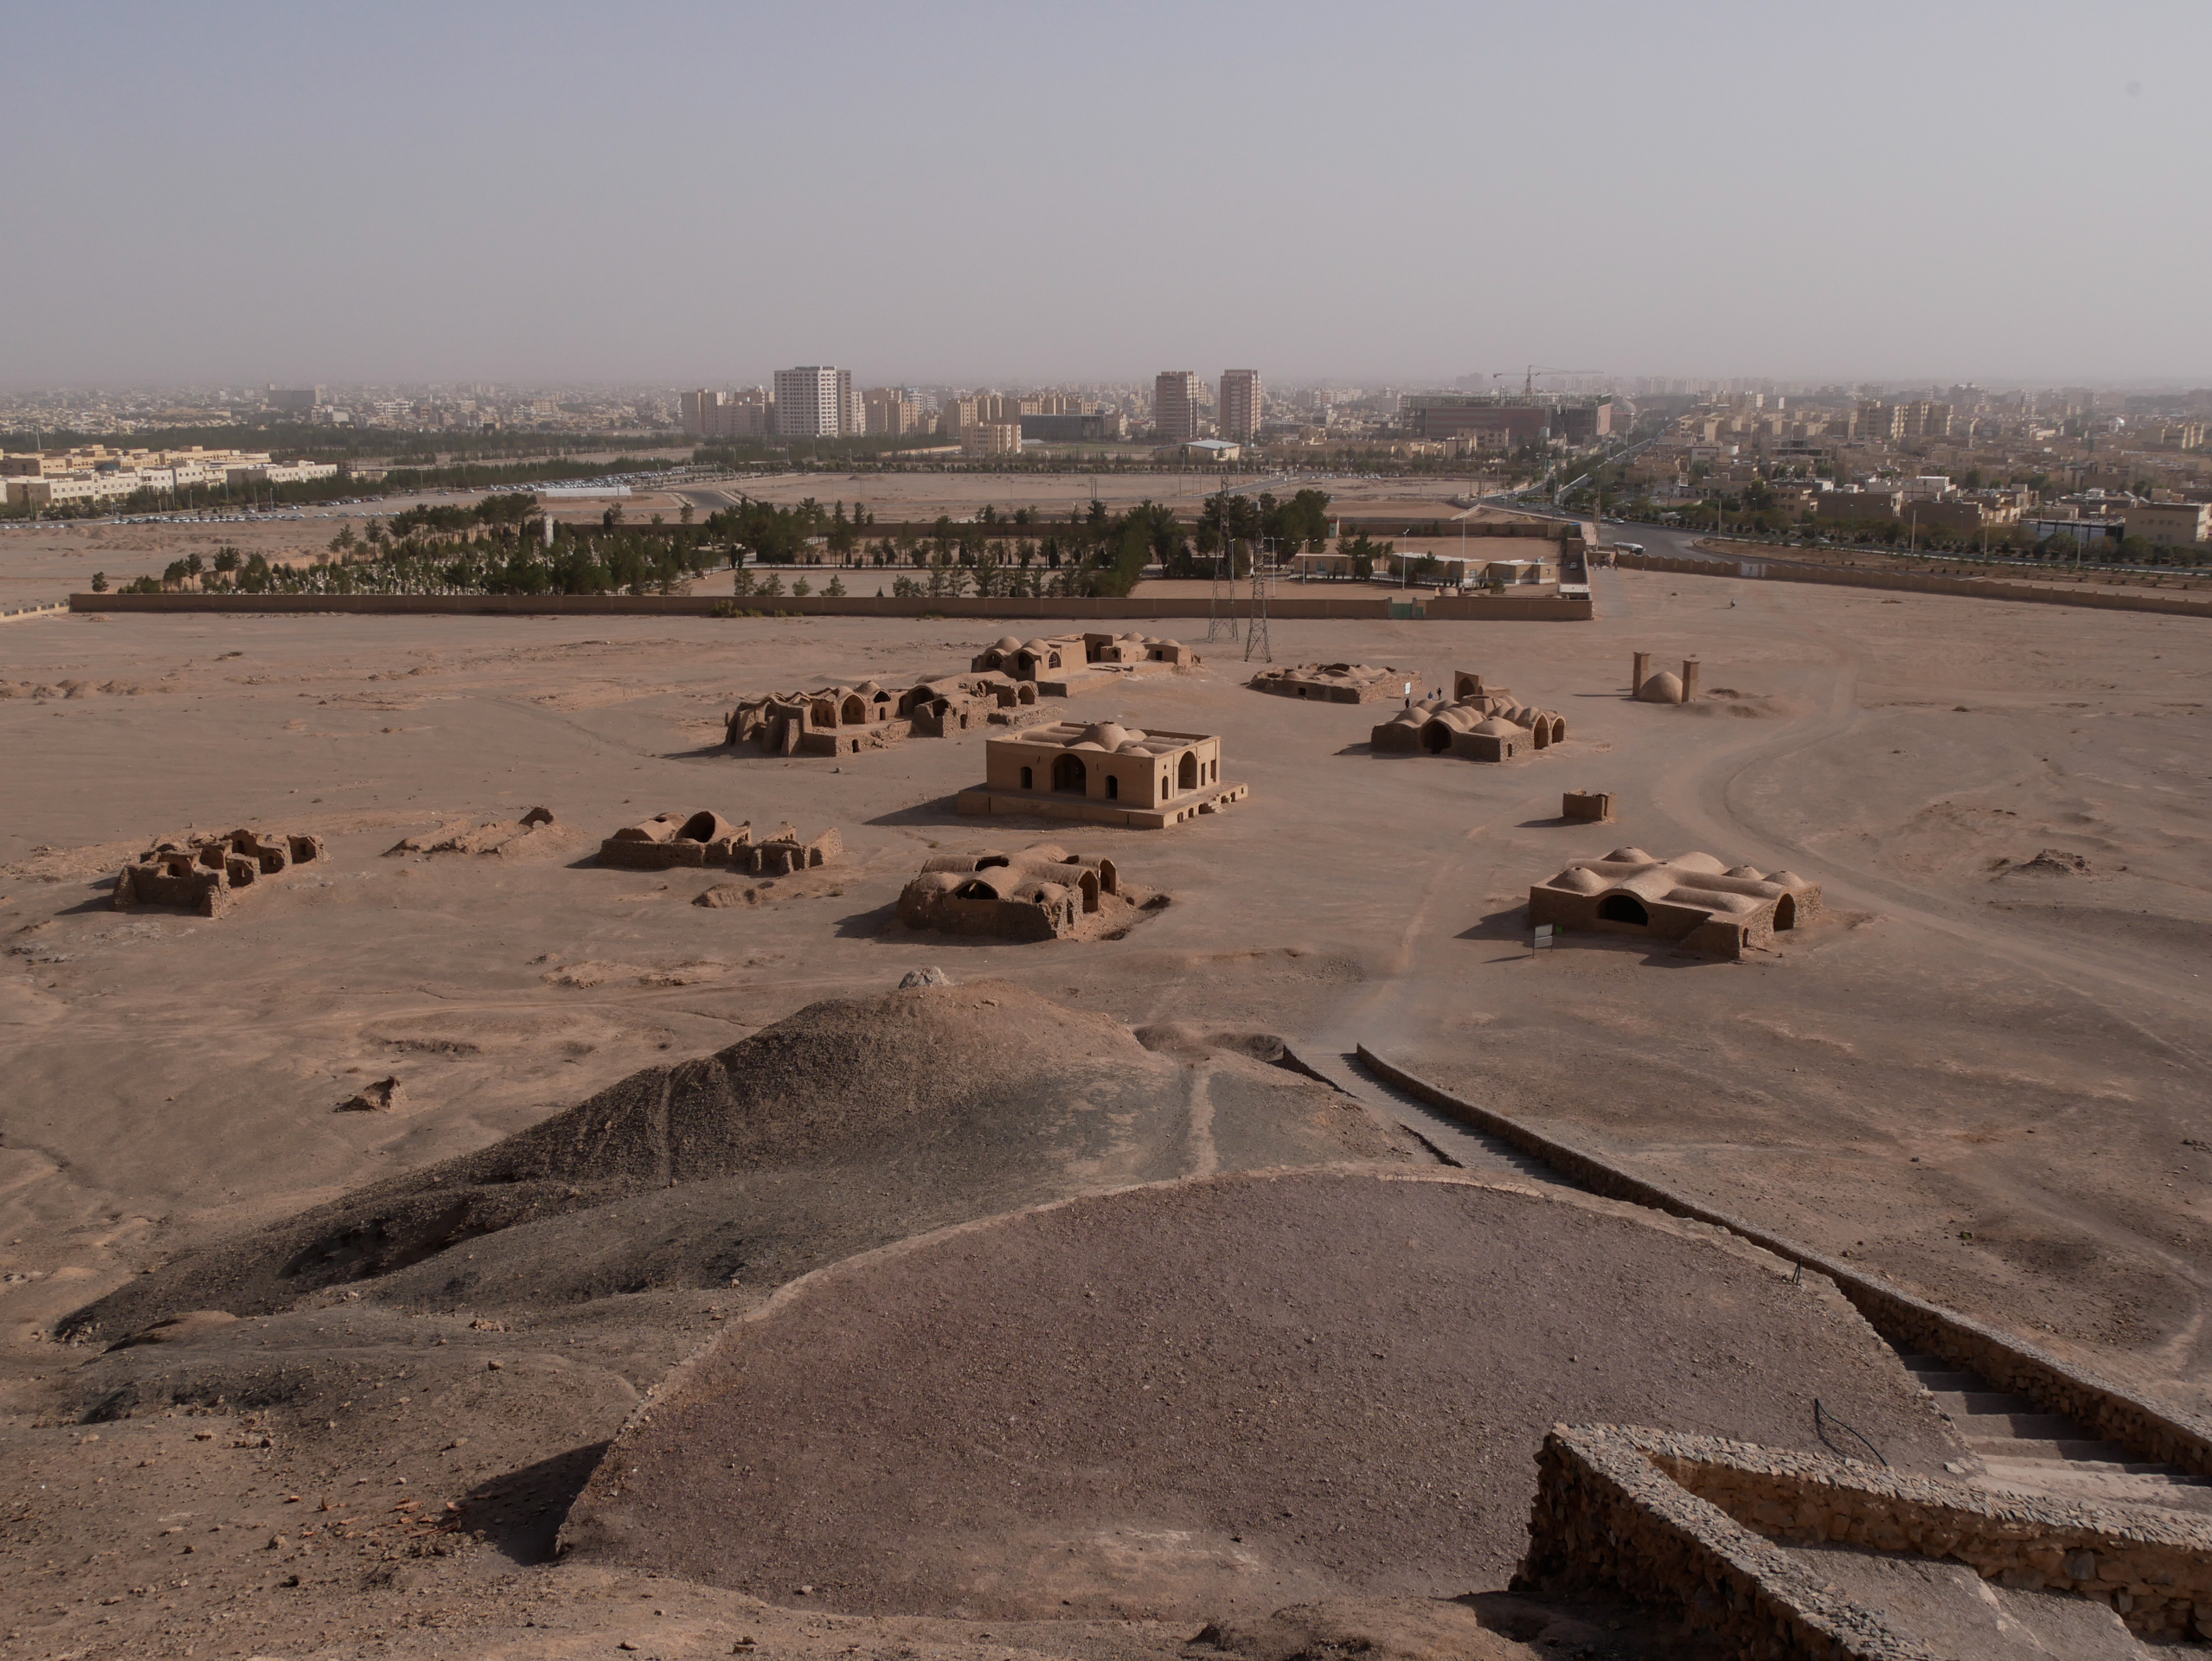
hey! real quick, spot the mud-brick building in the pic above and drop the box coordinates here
[1527,848,1820,959]
[896,844,1133,941]
[957,721,1247,829]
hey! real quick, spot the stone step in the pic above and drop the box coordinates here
[1928,1389,2041,1416]
[1958,1413,2084,1440]
[1966,1436,2137,1462]
[1906,1370,1984,1392]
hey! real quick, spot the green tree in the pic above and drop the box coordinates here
[792,576,812,597]
[90,571,107,592]
[824,574,846,598]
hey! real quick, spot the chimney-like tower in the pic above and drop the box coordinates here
[1681,658,1701,702]
[1632,651,1650,695]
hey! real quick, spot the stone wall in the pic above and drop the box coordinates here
[1521,1425,2212,1650]
[70,593,1593,623]
[1612,547,2212,621]
[1356,1048,2212,1480]
[1517,1426,1937,1658]
[1649,1432,2212,1640]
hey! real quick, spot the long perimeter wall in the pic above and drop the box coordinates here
[67,593,1592,622]
[1615,544,2212,620]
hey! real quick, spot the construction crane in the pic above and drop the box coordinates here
[1496,366,1603,399]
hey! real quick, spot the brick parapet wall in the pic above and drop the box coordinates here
[67,593,1591,622]
[1356,1048,2212,1479]
[1610,547,2212,619]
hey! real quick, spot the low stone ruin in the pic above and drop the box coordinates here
[598,811,840,876]
[1247,663,1416,703]
[972,632,1200,683]
[735,823,841,876]
[383,806,565,858]
[336,1076,401,1113]
[1631,651,1702,703]
[1369,671,1567,762]
[724,673,1044,757]
[1562,790,1614,822]
[897,842,1163,941]
[598,811,753,869]
[113,827,328,917]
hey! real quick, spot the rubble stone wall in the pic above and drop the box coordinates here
[1517,1427,1937,1659]
[1644,1433,2212,1642]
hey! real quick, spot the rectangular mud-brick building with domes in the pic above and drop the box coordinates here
[956,721,1247,829]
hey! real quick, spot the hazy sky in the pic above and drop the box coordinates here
[6,2,2208,388]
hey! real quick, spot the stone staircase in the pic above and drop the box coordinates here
[1896,1349,2212,1514]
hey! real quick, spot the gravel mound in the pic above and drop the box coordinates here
[563,1169,1965,1622]
[60,984,1419,1342]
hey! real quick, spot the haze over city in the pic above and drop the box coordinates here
[6,0,2210,388]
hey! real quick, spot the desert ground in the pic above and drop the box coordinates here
[3,557,2210,1657]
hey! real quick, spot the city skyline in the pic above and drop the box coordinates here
[4,3,2209,389]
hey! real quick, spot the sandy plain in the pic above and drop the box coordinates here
[3,560,2210,1657]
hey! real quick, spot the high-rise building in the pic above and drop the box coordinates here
[1155,371,1199,445]
[773,366,856,438]
[1219,370,1262,442]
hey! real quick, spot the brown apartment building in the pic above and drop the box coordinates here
[1220,369,1262,442]
[1155,371,1200,445]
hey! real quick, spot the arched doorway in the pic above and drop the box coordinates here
[1597,893,1650,925]
[1420,719,1453,754]
[1106,776,1119,800]
[1773,894,1796,930]
[1052,754,1087,794]
[1178,752,1198,789]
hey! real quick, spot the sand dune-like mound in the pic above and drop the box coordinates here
[561,1169,1963,1622]
[59,984,1419,1343]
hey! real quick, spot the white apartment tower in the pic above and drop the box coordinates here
[773,366,858,438]
[1219,369,1262,442]
[1155,370,1200,445]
